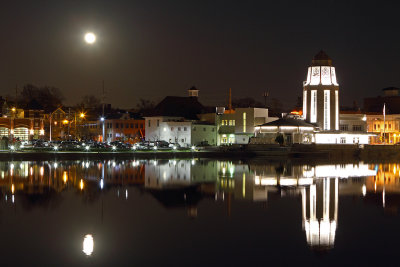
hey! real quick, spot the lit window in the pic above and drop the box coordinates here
[243,113,246,132]
[324,90,330,130]
[311,90,317,123]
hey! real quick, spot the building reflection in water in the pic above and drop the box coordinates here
[252,163,377,250]
[2,159,400,252]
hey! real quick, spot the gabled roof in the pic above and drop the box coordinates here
[151,96,206,120]
[259,118,316,127]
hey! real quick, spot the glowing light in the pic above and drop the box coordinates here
[54,146,58,151]
[10,145,15,151]
[362,185,367,196]
[63,120,69,125]
[173,146,177,150]
[100,117,105,121]
[321,66,331,85]
[39,129,44,135]
[298,178,314,185]
[112,146,116,151]
[84,32,96,44]
[331,67,338,85]
[11,184,15,194]
[10,129,14,135]
[304,67,311,86]
[11,107,16,112]
[85,145,90,151]
[310,66,320,85]
[80,179,84,190]
[100,179,104,189]
[63,171,68,183]
[335,91,339,130]
[29,129,34,135]
[315,133,372,145]
[80,113,85,118]
[153,146,157,150]
[279,178,298,186]
[314,164,376,178]
[191,146,195,150]
[310,90,317,123]
[324,90,330,130]
[303,90,307,119]
[125,189,128,200]
[83,234,94,256]
[40,166,44,176]
[54,162,58,168]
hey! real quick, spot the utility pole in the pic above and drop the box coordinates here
[383,103,386,144]
[68,107,71,139]
[101,81,106,142]
[228,88,232,111]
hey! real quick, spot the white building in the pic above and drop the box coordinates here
[199,107,277,145]
[253,51,372,145]
[145,116,217,147]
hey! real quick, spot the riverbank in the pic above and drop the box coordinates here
[1,144,400,161]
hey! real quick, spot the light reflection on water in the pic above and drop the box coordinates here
[0,159,399,265]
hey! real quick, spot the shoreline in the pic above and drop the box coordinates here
[0,144,400,163]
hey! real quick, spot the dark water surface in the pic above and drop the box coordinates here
[0,159,399,266]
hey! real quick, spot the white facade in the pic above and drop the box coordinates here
[315,133,370,144]
[199,107,276,145]
[145,116,216,147]
[303,52,339,131]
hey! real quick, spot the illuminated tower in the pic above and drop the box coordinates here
[303,51,339,130]
[301,177,338,250]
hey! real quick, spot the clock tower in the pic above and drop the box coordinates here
[303,51,339,131]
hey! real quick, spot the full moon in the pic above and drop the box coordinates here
[84,32,96,44]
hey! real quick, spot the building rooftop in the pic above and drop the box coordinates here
[259,118,315,127]
[312,50,333,66]
[151,96,207,120]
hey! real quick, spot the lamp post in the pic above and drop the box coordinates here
[100,117,105,142]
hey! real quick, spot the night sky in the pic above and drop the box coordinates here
[1,0,399,109]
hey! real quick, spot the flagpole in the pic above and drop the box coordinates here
[383,103,386,144]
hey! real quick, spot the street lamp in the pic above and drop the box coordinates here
[100,117,105,143]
